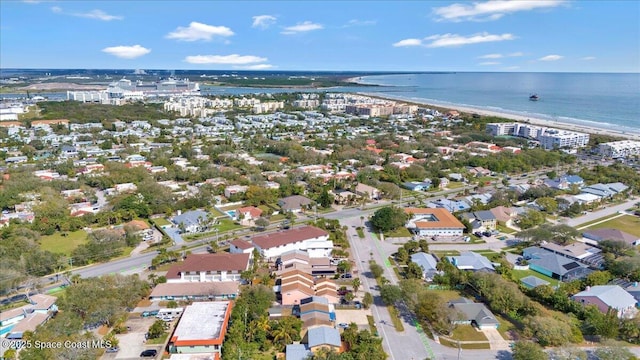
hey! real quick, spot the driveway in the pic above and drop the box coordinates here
[334,309,372,331]
[481,328,511,351]
[112,317,163,360]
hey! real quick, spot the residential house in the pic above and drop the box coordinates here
[461,211,496,231]
[448,252,495,272]
[448,298,500,329]
[402,181,431,191]
[468,167,491,177]
[438,177,450,189]
[520,276,550,289]
[165,253,251,283]
[571,285,637,318]
[236,206,263,226]
[448,173,465,182]
[149,282,239,301]
[251,226,331,259]
[1,294,57,339]
[278,269,338,306]
[354,183,381,200]
[331,190,357,205]
[489,206,518,228]
[410,252,439,281]
[305,326,342,354]
[229,239,255,254]
[544,175,584,190]
[299,296,335,329]
[427,198,471,213]
[464,193,493,207]
[278,195,314,213]
[582,228,640,247]
[581,183,629,199]
[286,344,312,360]
[173,210,210,233]
[404,208,465,237]
[523,247,591,281]
[276,250,337,277]
[167,301,232,355]
[224,185,248,198]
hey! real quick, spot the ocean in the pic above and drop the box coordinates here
[357,72,640,131]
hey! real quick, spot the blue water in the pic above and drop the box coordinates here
[358,72,640,131]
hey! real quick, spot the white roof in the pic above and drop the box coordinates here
[173,301,230,341]
[573,285,637,310]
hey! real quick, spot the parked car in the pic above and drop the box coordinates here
[140,349,157,357]
[105,347,119,353]
[142,310,159,317]
[341,273,353,279]
[338,323,349,329]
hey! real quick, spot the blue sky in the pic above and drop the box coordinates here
[1,1,638,72]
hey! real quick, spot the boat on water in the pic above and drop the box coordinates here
[529,94,539,101]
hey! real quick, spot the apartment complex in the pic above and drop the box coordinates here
[486,122,589,150]
[598,140,640,158]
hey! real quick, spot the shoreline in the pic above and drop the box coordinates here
[357,91,640,141]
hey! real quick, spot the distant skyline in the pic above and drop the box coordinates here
[1,1,639,72]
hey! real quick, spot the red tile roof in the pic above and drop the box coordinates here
[230,238,254,250]
[166,253,250,279]
[238,206,263,219]
[251,226,328,250]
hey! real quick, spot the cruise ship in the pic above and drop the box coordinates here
[107,78,200,97]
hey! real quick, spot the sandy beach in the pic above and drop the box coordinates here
[351,87,640,141]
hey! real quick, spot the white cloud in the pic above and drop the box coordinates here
[235,64,274,70]
[166,22,234,42]
[433,0,566,22]
[184,54,268,65]
[478,61,500,65]
[424,32,515,48]
[50,7,123,21]
[102,45,150,59]
[344,19,377,27]
[504,66,520,70]
[392,38,423,47]
[478,53,503,59]
[281,21,323,35]
[581,56,596,60]
[508,52,524,57]
[252,15,277,29]
[539,54,563,61]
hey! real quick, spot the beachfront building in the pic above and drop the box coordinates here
[486,122,590,150]
[598,140,640,158]
[539,129,590,151]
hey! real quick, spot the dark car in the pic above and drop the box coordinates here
[105,347,119,353]
[140,349,157,357]
[341,273,353,279]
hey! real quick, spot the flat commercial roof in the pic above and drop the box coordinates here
[171,301,232,346]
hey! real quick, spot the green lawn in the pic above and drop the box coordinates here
[432,250,461,258]
[384,227,412,238]
[151,217,171,227]
[356,228,365,238]
[495,314,517,340]
[208,207,224,217]
[439,338,491,349]
[424,289,463,302]
[184,219,244,241]
[512,269,559,287]
[270,214,286,221]
[387,305,405,332]
[450,325,488,341]
[147,332,169,345]
[496,224,516,234]
[586,215,640,237]
[575,213,621,229]
[446,182,465,189]
[40,230,88,255]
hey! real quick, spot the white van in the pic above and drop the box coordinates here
[155,308,183,319]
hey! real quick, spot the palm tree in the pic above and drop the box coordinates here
[352,278,361,294]
[271,324,294,346]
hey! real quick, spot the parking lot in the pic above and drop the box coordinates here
[334,309,372,330]
[101,317,165,360]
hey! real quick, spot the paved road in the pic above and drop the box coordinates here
[342,215,510,360]
[565,197,638,228]
[73,251,158,278]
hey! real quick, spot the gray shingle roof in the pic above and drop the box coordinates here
[286,344,311,360]
[524,247,586,276]
[173,209,208,227]
[307,326,341,348]
[520,275,550,288]
[449,252,494,271]
[411,252,438,272]
[450,299,499,327]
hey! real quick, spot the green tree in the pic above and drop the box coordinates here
[536,196,559,213]
[370,263,384,279]
[352,278,361,294]
[148,320,165,339]
[370,206,408,232]
[362,292,373,309]
[255,217,269,229]
[396,247,409,264]
[406,262,424,279]
[318,189,334,208]
[512,341,546,360]
[379,285,403,305]
[515,209,546,229]
[166,300,178,308]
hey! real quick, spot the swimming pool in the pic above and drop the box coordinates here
[226,210,236,218]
